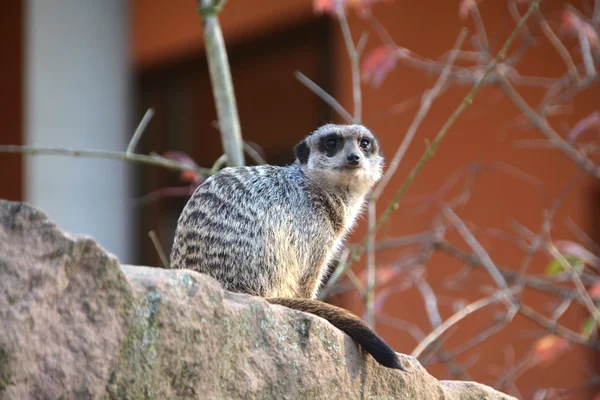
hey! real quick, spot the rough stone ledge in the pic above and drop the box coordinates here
[0,200,516,399]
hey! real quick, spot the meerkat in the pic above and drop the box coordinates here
[170,123,404,370]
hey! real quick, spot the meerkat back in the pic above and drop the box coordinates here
[170,164,305,296]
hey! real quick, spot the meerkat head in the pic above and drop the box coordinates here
[294,124,384,193]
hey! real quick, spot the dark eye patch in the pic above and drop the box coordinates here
[319,134,343,157]
[359,136,376,157]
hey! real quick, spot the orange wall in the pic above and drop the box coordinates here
[132,0,312,69]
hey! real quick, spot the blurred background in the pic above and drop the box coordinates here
[1,0,600,398]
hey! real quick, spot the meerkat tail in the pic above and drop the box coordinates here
[265,298,405,371]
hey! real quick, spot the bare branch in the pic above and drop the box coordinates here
[149,230,170,268]
[366,200,376,326]
[442,318,511,361]
[498,75,600,179]
[547,242,600,326]
[470,2,489,55]
[578,29,597,77]
[126,108,154,155]
[412,287,520,358]
[443,208,510,291]
[0,145,212,175]
[242,142,267,165]
[336,0,362,122]
[535,9,580,83]
[377,314,424,342]
[210,154,228,175]
[198,0,244,167]
[417,279,442,328]
[434,240,578,297]
[519,304,600,349]
[294,71,353,123]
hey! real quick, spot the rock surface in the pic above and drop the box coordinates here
[0,200,515,399]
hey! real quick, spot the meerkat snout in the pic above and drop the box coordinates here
[345,153,361,168]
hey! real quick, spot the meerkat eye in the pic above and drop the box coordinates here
[359,138,371,149]
[325,138,337,150]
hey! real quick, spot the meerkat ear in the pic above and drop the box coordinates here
[294,140,310,164]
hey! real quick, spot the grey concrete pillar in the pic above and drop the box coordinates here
[25,0,132,262]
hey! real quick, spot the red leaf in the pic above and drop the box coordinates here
[531,335,569,364]
[554,240,599,267]
[561,10,599,49]
[313,0,338,16]
[589,282,600,299]
[361,45,398,88]
[313,0,391,17]
[162,150,204,184]
[162,150,199,168]
[458,0,481,20]
[357,265,400,287]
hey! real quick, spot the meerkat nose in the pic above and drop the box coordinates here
[346,153,360,166]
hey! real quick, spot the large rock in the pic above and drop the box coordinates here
[0,200,515,399]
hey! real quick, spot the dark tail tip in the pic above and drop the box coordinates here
[265,297,407,371]
[352,324,406,371]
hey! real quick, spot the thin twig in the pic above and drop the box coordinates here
[417,279,443,328]
[210,154,229,175]
[443,207,509,290]
[578,29,596,77]
[519,304,600,349]
[470,3,489,56]
[336,0,362,123]
[551,297,574,322]
[377,314,424,341]
[127,108,154,155]
[243,142,267,165]
[356,33,369,57]
[366,199,376,326]
[209,142,266,174]
[149,230,170,268]
[442,318,511,361]
[373,231,434,252]
[0,145,212,175]
[345,269,366,296]
[294,71,353,123]
[498,75,600,179]
[412,287,520,358]
[547,242,600,326]
[535,9,580,83]
[508,0,531,40]
[566,217,600,255]
[515,208,555,299]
